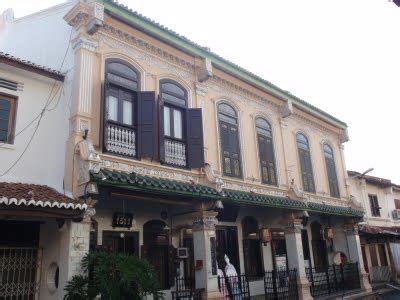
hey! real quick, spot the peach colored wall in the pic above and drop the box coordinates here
[69,13,350,205]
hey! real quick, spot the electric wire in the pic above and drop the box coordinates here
[0,27,73,177]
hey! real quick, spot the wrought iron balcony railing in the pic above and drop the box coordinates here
[165,138,186,167]
[105,122,136,157]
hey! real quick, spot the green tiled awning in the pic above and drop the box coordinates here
[91,169,222,200]
[91,169,364,217]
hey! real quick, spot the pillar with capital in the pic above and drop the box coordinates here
[284,219,313,300]
[191,210,223,300]
[344,223,372,292]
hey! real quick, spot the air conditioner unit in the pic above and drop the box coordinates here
[177,247,189,259]
[392,209,400,220]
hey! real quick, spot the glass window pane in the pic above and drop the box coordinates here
[106,95,118,121]
[0,99,10,110]
[107,73,138,89]
[0,130,7,141]
[0,109,9,120]
[256,118,270,129]
[218,113,237,125]
[161,93,186,106]
[218,103,236,117]
[164,107,171,136]
[173,109,182,139]
[123,101,132,125]
[108,62,138,80]
[161,82,185,97]
[0,120,8,130]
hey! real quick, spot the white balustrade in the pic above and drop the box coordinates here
[105,123,136,157]
[165,139,186,167]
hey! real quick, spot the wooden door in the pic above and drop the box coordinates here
[216,226,240,273]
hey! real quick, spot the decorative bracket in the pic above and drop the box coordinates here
[280,99,293,118]
[196,57,213,82]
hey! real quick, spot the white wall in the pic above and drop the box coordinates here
[0,66,69,193]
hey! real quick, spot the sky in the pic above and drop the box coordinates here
[1,0,400,182]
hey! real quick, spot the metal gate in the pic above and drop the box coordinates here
[305,263,360,298]
[264,268,298,300]
[218,274,250,300]
[0,247,42,299]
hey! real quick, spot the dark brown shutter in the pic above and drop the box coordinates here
[186,108,204,169]
[326,158,339,198]
[395,199,400,209]
[137,91,157,159]
[158,95,165,162]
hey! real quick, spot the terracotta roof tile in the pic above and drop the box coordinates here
[0,182,87,210]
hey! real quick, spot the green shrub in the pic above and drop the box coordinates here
[64,252,162,300]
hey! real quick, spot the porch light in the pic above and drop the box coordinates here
[259,228,271,245]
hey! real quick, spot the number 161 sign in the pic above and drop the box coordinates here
[112,212,133,228]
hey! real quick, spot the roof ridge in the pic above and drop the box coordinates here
[103,0,347,129]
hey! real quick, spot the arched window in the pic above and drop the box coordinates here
[296,133,315,193]
[218,103,242,178]
[103,59,140,157]
[242,217,263,277]
[323,144,340,198]
[256,118,277,185]
[160,80,187,167]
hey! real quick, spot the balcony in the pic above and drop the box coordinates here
[164,138,186,167]
[104,122,136,157]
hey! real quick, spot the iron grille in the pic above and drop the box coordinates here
[305,263,360,298]
[175,277,195,291]
[218,274,250,300]
[0,247,41,299]
[264,268,298,300]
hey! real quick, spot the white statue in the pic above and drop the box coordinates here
[223,254,242,300]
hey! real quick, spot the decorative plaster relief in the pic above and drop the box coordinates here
[100,158,197,183]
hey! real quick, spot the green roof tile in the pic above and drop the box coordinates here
[91,168,363,217]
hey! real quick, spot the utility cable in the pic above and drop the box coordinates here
[0,27,73,177]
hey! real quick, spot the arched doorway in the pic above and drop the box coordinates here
[143,220,172,289]
[310,221,328,268]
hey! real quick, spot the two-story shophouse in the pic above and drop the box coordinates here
[348,171,400,284]
[1,0,373,299]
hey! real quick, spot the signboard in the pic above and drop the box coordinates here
[112,212,133,228]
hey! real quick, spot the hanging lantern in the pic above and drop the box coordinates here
[259,228,271,245]
[324,227,334,240]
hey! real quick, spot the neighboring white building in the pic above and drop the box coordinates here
[348,170,400,283]
[0,4,89,299]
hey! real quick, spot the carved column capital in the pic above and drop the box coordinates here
[72,36,98,52]
[344,223,359,236]
[190,211,218,232]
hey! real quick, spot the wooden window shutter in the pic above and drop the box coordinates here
[326,158,339,198]
[186,108,205,169]
[137,91,157,159]
[158,95,165,162]
[395,199,400,210]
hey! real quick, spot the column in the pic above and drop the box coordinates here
[345,224,372,292]
[285,221,313,300]
[191,211,223,300]
[58,218,91,298]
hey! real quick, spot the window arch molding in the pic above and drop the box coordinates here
[253,115,278,186]
[102,54,144,90]
[295,130,316,193]
[157,74,193,107]
[215,99,245,179]
[321,142,340,198]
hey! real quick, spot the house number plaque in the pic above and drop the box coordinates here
[112,212,133,228]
